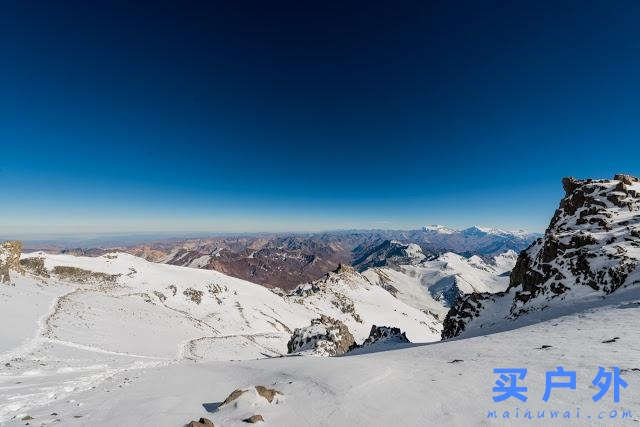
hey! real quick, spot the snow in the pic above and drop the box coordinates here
[422,225,536,239]
[2,236,637,425]
[422,225,456,234]
[0,251,444,423]
[2,286,639,426]
[362,251,515,319]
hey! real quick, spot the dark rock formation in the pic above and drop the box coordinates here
[348,325,411,352]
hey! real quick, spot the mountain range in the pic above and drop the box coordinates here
[39,226,539,290]
[1,175,638,426]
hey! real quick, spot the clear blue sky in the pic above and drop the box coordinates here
[2,1,639,235]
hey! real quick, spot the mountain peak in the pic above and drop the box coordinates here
[422,225,456,234]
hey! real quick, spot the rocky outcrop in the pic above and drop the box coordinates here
[254,386,281,403]
[187,418,214,427]
[221,385,282,407]
[442,174,640,339]
[222,388,248,406]
[287,315,355,356]
[52,265,119,284]
[349,325,410,351]
[19,256,50,278]
[288,265,366,323]
[0,241,24,284]
[441,291,504,339]
[242,415,265,423]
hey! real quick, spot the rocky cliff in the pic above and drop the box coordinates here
[442,174,640,339]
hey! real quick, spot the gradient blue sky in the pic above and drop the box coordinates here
[2,1,639,235]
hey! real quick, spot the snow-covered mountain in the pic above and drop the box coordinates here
[351,239,427,271]
[0,244,450,423]
[40,227,537,291]
[442,174,640,339]
[362,249,516,321]
[418,225,539,256]
[288,264,441,340]
[3,246,640,426]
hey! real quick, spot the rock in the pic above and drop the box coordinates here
[0,240,23,284]
[187,418,214,427]
[363,325,409,345]
[254,385,281,403]
[221,388,248,406]
[287,315,355,356]
[19,256,50,278]
[614,174,639,185]
[242,415,264,423]
[220,385,282,412]
[349,325,411,352]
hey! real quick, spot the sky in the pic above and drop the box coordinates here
[2,1,640,236]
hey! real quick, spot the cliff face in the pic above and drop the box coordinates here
[0,240,24,284]
[442,174,640,339]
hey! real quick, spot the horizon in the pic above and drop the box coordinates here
[2,223,542,246]
[3,1,640,235]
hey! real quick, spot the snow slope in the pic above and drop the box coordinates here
[0,251,442,422]
[289,265,441,340]
[3,285,639,426]
[362,250,516,320]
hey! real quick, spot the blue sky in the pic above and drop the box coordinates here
[2,1,639,235]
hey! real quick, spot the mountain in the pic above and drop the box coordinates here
[362,249,516,321]
[288,264,441,339]
[42,227,536,291]
[442,174,640,339]
[351,240,427,271]
[419,225,539,256]
[3,242,640,426]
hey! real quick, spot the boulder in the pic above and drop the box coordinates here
[254,385,281,403]
[187,417,214,427]
[287,315,355,356]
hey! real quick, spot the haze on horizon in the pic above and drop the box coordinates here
[3,1,639,236]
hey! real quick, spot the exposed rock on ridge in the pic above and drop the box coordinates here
[442,174,640,339]
[287,315,355,356]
